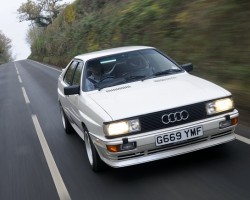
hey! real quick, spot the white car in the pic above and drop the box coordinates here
[58,46,239,171]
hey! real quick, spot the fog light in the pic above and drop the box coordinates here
[219,117,238,129]
[219,120,231,129]
[121,142,136,151]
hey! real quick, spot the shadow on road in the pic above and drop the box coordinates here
[95,143,234,180]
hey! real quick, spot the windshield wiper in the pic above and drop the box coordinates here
[153,69,182,76]
[95,78,126,91]
[141,69,182,81]
[125,75,146,82]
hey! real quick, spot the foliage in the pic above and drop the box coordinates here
[27,0,250,125]
[0,31,12,63]
[63,4,75,24]
[17,0,67,27]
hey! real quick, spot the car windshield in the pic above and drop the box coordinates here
[83,49,182,91]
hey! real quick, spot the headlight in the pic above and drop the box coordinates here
[104,119,141,136]
[206,97,234,115]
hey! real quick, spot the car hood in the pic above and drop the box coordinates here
[87,73,231,121]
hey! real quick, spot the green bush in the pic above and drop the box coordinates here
[29,0,250,125]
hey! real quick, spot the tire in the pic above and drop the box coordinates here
[60,106,74,134]
[84,127,104,172]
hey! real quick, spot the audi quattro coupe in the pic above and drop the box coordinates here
[58,46,239,171]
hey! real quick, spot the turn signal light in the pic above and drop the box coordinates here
[231,117,238,125]
[107,145,120,152]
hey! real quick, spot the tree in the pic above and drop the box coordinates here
[26,25,43,45]
[17,0,67,27]
[64,4,75,24]
[0,31,12,63]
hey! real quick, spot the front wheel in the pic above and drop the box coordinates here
[84,127,104,172]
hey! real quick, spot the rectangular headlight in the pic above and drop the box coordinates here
[104,119,141,137]
[206,97,234,115]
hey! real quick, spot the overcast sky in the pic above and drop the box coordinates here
[0,0,74,61]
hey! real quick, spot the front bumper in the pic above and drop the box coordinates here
[90,110,239,168]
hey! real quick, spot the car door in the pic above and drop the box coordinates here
[61,60,78,118]
[67,61,84,133]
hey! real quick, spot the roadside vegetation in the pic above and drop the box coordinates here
[19,0,250,126]
[0,31,12,64]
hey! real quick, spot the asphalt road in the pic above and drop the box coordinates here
[1,60,250,200]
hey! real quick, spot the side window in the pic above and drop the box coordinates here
[64,61,78,85]
[72,62,84,85]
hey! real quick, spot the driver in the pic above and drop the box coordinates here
[85,61,104,91]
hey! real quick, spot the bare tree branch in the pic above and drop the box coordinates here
[17,0,67,27]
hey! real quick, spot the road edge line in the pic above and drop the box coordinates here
[32,115,71,200]
[235,134,250,145]
[28,59,62,72]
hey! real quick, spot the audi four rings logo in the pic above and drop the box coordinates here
[161,110,189,124]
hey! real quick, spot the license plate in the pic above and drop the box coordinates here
[155,126,203,146]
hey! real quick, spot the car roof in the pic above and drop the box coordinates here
[74,46,154,61]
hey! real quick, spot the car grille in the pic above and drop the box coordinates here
[139,102,206,133]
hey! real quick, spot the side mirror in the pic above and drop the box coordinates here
[64,85,80,95]
[181,63,193,72]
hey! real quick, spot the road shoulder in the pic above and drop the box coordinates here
[236,124,250,140]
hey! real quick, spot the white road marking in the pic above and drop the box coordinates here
[14,61,17,68]
[16,60,70,199]
[28,59,62,72]
[32,115,71,200]
[14,61,18,72]
[18,75,22,83]
[21,87,30,104]
[235,134,250,145]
